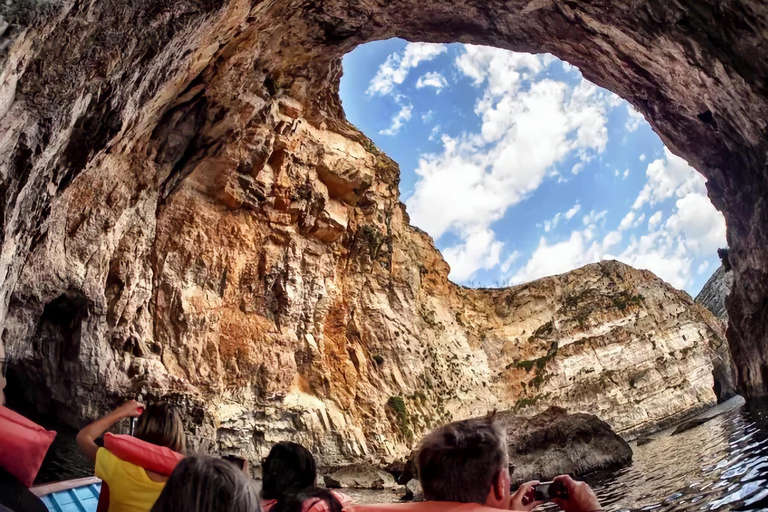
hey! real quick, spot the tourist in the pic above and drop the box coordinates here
[0,351,48,512]
[261,442,352,512]
[401,415,603,512]
[76,400,186,512]
[150,455,260,512]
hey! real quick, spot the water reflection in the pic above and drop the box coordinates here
[586,399,768,511]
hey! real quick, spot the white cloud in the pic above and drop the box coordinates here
[632,148,707,210]
[541,203,581,233]
[368,43,447,96]
[565,203,582,220]
[416,71,448,91]
[618,211,635,231]
[544,212,562,232]
[665,193,726,257]
[582,209,607,227]
[697,261,710,275]
[639,154,646,161]
[648,211,663,230]
[623,169,629,180]
[422,110,434,122]
[380,103,413,136]
[428,124,441,141]
[614,169,620,177]
[501,250,521,273]
[571,162,584,175]
[625,104,645,132]
[405,45,620,282]
[443,228,503,282]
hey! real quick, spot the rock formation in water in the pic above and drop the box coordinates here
[696,266,734,321]
[0,1,764,463]
[696,265,738,401]
[501,406,632,486]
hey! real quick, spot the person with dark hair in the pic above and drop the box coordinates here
[77,400,187,512]
[261,442,352,512]
[410,415,603,512]
[150,456,260,512]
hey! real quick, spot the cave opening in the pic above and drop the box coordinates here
[9,289,92,425]
[339,39,727,297]
[2,1,768,494]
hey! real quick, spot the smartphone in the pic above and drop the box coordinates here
[533,481,568,501]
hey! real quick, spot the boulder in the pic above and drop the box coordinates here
[403,479,424,502]
[324,464,397,490]
[500,407,632,486]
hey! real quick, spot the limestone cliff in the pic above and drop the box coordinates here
[0,0,756,465]
[696,266,734,321]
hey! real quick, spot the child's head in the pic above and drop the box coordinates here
[151,456,259,512]
[261,441,317,499]
[135,403,186,453]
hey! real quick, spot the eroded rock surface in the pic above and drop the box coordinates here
[696,266,734,321]
[0,0,763,465]
[502,406,632,486]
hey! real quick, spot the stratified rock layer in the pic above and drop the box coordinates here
[0,0,761,462]
[696,266,734,321]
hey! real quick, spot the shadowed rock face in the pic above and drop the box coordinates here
[501,406,633,486]
[1,1,766,462]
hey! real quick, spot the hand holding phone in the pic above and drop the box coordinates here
[533,480,568,501]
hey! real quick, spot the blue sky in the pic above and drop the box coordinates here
[340,40,726,296]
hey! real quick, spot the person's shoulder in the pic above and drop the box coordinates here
[95,447,119,479]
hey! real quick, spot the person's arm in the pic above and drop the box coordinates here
[76,400,144,463]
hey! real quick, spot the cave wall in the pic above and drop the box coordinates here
[0,0,765,460]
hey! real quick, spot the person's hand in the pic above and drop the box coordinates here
[552,475,602,512]
[115,400,144,419]
[509,481,542,511]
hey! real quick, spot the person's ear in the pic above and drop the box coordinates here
[494,468,509,501]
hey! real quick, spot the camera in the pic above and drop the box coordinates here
[533,481,568,501]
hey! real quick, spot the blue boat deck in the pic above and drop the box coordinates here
[34,478,102,512]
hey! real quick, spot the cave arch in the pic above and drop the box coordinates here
[1,1,767,458]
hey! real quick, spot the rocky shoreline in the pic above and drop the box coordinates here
[319,407,632,495]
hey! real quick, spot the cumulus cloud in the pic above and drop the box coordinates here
[648,211,663,230]
[416,71,448,91]
[639,153,646,161]
[601,151,727,290]
[379,103,413,136]
[565,203,582,220]
[511,213,620,285]
[665,193,727,256]
[405,46,619,281]
[697,260,710,275]
[442,228,503,282]
[368,43,447,96]
[618,211,636,231]
[632,148,707,210]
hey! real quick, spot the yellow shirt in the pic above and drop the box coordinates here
[95,447,166,512]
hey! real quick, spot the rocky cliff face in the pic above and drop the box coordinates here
[696,266,734,321]
[0,0,759,464]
